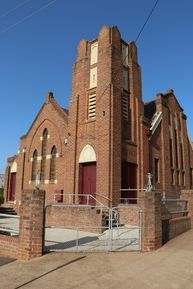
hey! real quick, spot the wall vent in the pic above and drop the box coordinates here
[122,95,128,121]
[88,93,96,119]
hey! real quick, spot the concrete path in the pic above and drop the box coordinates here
[0,217,140,251]
[1,229,193,289]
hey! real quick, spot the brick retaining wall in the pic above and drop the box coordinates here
[0,234,18,259]
[118,206,140,226]
[169,216,191,239]
[162,216,191,244]
[46,206,105,233]
[0,190,45,260]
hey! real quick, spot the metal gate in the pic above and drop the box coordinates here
[110,205,142,251]
[43,200,142,253]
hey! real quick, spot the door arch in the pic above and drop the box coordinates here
[9,161,17,201]
[79,145,96,205]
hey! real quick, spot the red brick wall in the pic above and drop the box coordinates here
[65,26,123,207]
[118,205,140,226]
[150,121,163,191]
[0,190,45,260]
[18,190,45,260]
[181,190,193,222]
[0,235,18,259]
[10,95,69,213]
[140,191,162,251]
[162,216,191,244]
[46,206,105,233]
[152,91,192,197]
[169,216,191,239]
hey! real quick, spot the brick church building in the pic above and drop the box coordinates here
[3,25,193,211]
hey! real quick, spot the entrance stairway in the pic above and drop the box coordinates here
[102,208,119,227]
[0,204,17,215]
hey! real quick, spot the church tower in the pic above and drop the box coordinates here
[65,25,146,207]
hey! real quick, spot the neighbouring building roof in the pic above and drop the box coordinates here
[144,100,156,121]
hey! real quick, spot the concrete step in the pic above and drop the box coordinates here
[0,207,17,215]
[1,202,14,209]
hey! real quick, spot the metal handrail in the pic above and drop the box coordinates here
[45,203,106,209]
[95,193,112,203]
[0,227,19,235]
[120,189,146,191]
[0,213,20,219]
[52,193,106,207]
[161,198,187,202]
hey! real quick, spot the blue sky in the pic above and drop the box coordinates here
[0,0,193,173]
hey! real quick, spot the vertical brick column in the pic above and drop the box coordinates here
[18,189,45,260]
[140,191,162,251]
[181,190,193,223]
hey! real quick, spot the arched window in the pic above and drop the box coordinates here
[49,146,57,181]
[40,128,48,180]
[31,150,38,181]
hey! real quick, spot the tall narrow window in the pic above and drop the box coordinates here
[90,42,98,65]
[31,150,38,181]
[178,117,181,130]
[123,68,129,91]
[154,158,159,183]
[190,168,193,188]
[177,171,180,185]
[169,139,173,168]
[40,128,48,180]
[180,143,184,170]
[49,146,57,181]
[174,130,179,169]
[182,172,185,186]
[89,67,97,88]
[122,43,128,66]
[168,109,171,125]
[171,169,174,185]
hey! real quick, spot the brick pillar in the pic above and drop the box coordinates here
[140,191,162,251]
[18,189,45,260]
[181,190,193,223]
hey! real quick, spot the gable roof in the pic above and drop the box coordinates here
[160,89,184,112]
[20,92,69,139]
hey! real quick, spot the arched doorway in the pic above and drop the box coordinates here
[9,161,17,201]
[79,145,96,205]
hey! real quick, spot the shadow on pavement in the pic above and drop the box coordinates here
[45,236,98,250]
[14,256,86,289]
[0,256,16,266]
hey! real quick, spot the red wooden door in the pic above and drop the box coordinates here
[9,173,16,201]
[81,163,96,205]
[121,162,137,203]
